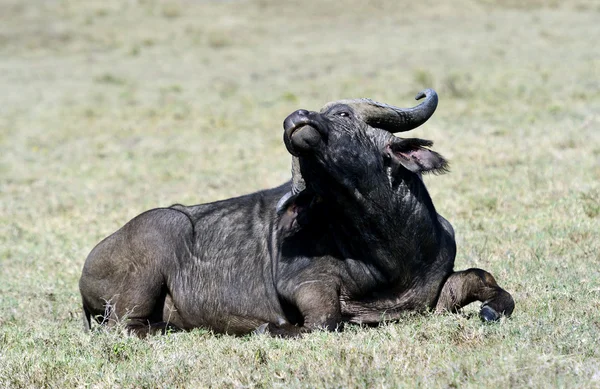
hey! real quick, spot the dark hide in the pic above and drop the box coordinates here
[79,91,514,337]
[80,183,299,335]
[278,100,514,332]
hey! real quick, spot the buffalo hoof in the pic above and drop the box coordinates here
[253,322,303,338]
[253,323,270,335]
[479,305,500,322]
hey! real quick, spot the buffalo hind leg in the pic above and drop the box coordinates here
[93,282,174,337]
[121,289,185,337]
[435,268,514,321]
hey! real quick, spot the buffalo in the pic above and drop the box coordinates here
[79,89,514,337]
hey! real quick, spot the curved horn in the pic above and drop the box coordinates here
[320,89,438,133]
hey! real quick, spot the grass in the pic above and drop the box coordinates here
[1,0,599,387]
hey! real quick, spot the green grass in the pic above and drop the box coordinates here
[1,0,599,387]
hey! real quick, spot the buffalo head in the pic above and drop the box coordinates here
[279,89,448,210]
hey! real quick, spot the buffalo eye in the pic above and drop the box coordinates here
[337,111,350,117]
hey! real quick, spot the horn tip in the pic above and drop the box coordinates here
[415,88,436,101]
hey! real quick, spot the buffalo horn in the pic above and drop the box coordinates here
[320,89,438,133]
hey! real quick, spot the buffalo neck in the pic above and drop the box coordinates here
[321,172,443,282]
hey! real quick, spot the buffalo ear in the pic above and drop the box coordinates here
[276,189,317,235]
[386,138,449,175]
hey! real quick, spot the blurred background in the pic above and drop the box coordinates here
[0,0,598,387]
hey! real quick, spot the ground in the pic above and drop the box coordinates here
[0,0,599,387]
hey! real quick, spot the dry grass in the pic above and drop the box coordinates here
[1,0,599,387]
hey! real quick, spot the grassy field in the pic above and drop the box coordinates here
[1,0,599,387]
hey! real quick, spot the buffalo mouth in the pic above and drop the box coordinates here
[288,123,317,139]
[284,123,322,156]
[285,119,320,139]
[283,110,323,155]
[284,116,318,138]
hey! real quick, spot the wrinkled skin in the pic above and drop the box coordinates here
[79,90,514,337]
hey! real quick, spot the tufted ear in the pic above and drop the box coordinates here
[385,138,449,175]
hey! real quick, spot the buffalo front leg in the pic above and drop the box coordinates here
[260,281,342,338]
[295,281,342,331]
[435,268,515,321]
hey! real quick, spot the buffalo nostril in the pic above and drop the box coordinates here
[283,109,312,132]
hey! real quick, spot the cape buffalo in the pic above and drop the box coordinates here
[79,89,514,337]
